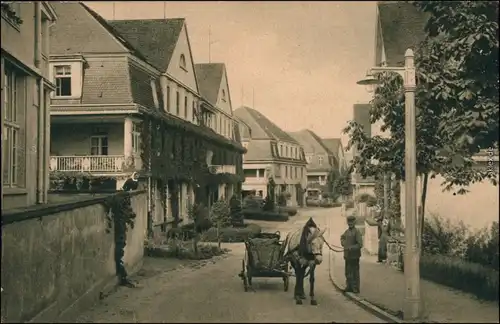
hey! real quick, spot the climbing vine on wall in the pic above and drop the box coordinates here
[104,193,136,286]
[374,174,385,214]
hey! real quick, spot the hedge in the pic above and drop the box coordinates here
[202,223,262,243]
[402,253,499,301]
[276,206,298,216]
[242,209,290,222]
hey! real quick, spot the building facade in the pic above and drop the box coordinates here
[235,106,307,206]
[322,138,348,174]
[288,129,337,198]
[48,3,244,230]
[1,2,57,210]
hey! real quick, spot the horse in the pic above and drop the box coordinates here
[283,217,326,305]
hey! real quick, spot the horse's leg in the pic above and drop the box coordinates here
[309,265,317,305]
[294,264,303,305]
[299,265,307,299]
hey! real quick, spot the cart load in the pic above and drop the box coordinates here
[246,237,282,270]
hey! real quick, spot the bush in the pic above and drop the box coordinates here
[146,240,229,260]
[465,221,499,271]
[418,254,499,301]
[242,209,289,222]
[202,223,262,243]
[277,206,298,216]
[356,193,377,207]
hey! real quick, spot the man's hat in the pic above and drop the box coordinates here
[347,215,357,222]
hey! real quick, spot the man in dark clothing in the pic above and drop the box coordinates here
[340,215,363,293]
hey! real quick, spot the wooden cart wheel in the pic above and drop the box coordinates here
[283,276,289,292]
[242,259,249,292]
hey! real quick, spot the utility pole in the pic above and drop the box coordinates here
[163,2,166,19]
[112,2,116,20]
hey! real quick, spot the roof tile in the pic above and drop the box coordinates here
[108,18,185,72]
[234,106,299,144]
[194,63,224,106]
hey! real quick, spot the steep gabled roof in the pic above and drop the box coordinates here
[378,1,428,66]
[322,138,342,156]
[108,18,185,72]
[50,2,145,59]
[288,130,331,155]
[233,106,299,143]
[194,63,224,106]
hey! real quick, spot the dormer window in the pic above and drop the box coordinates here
[179,54,187,71]
[54,65,72,97]
[221,89,226,102]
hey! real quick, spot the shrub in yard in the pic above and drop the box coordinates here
[242,209,289,222]
[356,193,377,207]
[465,221,499,271]
[417,254,499,301]
[146,240,229,260]
[229,195,245,227]
[202,223,262,243]
[277,206,298,216]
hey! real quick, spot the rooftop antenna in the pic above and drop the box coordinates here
[112,2,116,20]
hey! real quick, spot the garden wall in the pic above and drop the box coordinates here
[1,191,147,323]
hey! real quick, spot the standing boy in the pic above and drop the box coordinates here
[340,215,363,293]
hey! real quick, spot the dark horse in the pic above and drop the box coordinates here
[283,217,326,305]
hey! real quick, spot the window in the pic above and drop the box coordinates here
[318,156,324,165]
[221,89,226,102]
[286,146,289,158]
[294,167,297,179]
[184,96,188,118]
[54,65,72,97]
[279,144,283,157]
[166,86,171,112]
[306,155,312,163]
[90,136,108,155]
[192,100,197,123]
[132,123,141,154]
[176,91,180,115]
[179,54,187,70]
[285,165,289,178]
[3,67,20,187]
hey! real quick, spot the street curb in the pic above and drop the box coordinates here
[328,271,404,323]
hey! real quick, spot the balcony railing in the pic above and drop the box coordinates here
[213,165,236,174]
[49,155,126,173]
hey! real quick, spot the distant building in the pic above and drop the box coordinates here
[234,106,307,206]
[288,129,336,198]
[322,138,348,173]
[1,2,57,210]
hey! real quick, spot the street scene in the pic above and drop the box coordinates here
[1,1,499,323]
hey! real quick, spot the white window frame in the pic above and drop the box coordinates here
[54,65,72,97]
[318,156,324,165]
[306,154,312,163]
[3,66,20,187]
[132,123,141,154]
[90,135,109,156]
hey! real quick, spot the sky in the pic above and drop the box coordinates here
[85,1,377,147]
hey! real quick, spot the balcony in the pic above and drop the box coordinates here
[212,165,236,174]
[49,155,126,173]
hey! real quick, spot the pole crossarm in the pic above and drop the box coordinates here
[370,66,405,78]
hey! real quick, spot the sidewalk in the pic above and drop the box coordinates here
[329,240,499,323]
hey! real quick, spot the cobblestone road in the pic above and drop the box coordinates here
[74,208,384,323]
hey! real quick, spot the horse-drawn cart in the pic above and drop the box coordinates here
[238,231,290,292]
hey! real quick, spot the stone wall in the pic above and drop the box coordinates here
[1,191,147,323]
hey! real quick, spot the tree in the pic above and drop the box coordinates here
[333,169,353,201]
[344,1,498,251]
